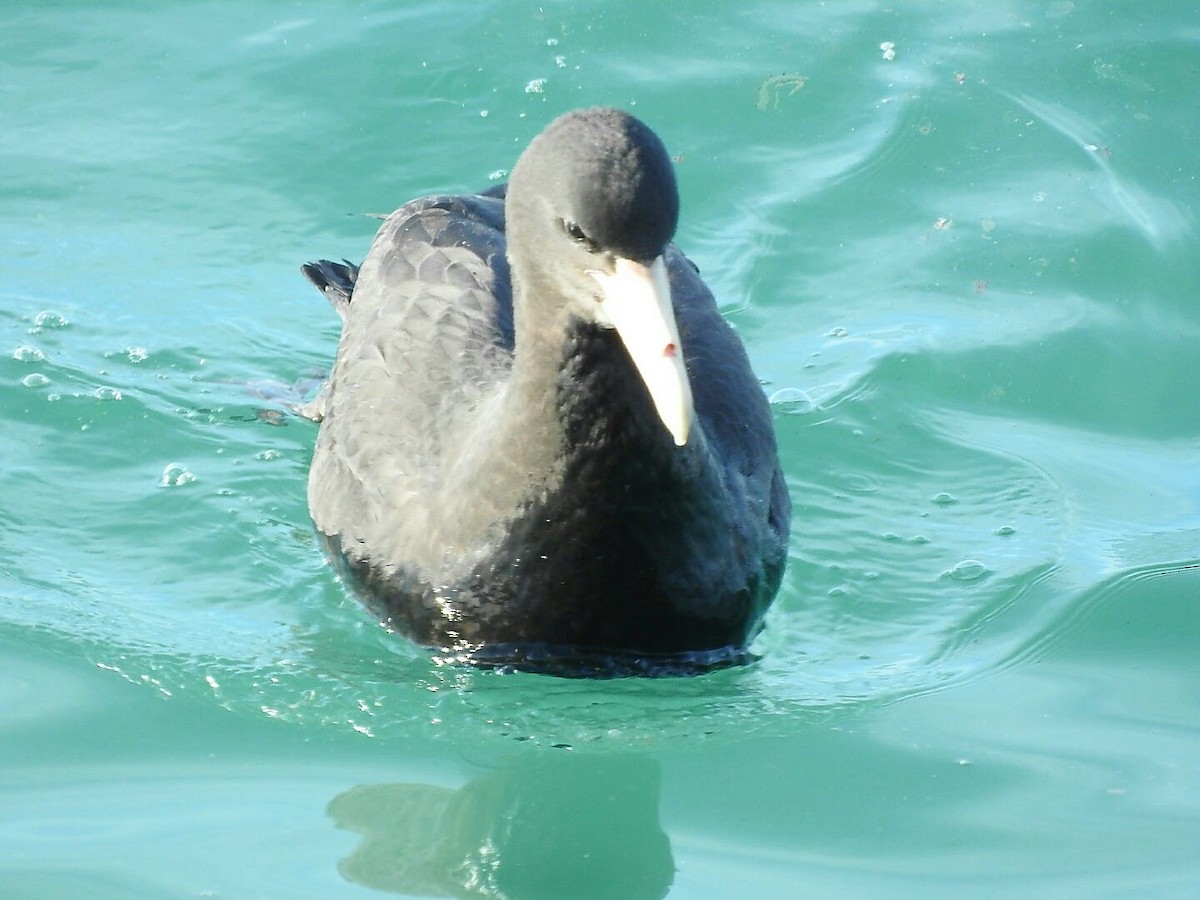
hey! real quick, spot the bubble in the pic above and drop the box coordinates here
[524,78,547,94]
[125,347,149,363]
[159,463,197,487]
[94,386,123,401]
[945,559,989,582]
[769,387,818,415]
[21,373,50,388]
[33,310,69,330]
[996,525,1016,536]
[256,448,283,461]
[12,345,44,362]
[932,492,958,507]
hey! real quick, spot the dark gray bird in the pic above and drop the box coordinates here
[302,108,790,675]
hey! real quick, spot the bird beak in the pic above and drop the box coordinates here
[590,255,694,446]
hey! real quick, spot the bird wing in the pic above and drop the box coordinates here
[307,193,514,546]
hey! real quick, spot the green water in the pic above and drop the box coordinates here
[3,1,1199,896]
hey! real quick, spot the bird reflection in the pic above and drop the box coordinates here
[327,753,673,899]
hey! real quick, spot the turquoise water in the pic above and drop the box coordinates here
[3,1,1199,896]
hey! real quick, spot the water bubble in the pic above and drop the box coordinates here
[996,525,1016,536]
[826,327,849,338]
[945,559,989,582]
[125,347,149,363]
[256,448,283,461]
[769,387,818,415]
[488,169,509,181]
[21,373,50,388]
[12,345,44,362]
[524,78,547,94]
[33,310,69,330]
[94,386,123,401]
[159,463,197,487]
[932,492,958,507]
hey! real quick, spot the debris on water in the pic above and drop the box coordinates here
[756,73,807,111]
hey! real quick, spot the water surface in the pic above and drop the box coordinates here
[3,1,1199,896]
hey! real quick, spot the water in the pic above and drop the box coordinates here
[3,1,1199,896]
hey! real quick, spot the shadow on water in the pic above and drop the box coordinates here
[327,753,673,899]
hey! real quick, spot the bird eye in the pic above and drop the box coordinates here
[561,219,598,252]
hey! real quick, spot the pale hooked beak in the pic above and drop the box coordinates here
[589,256,694,446]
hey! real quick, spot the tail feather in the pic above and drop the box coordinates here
[301,259,359,321]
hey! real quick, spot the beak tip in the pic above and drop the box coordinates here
[670,419,691,447]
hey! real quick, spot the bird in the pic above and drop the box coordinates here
[301,107,790,676]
